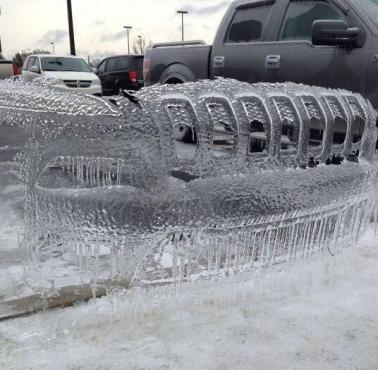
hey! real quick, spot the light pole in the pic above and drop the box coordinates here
[66,0,76,55]
[137,35,142,54]
[177,10,188,42]
[123,26,132,54]
[50,42,55,54]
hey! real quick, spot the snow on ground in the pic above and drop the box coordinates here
[0,228,376,369]
[0,161,377,370]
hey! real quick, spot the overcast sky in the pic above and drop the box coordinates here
[1,0,232,60]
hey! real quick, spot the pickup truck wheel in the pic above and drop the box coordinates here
[165,78,197,142]
[174,124,195,143]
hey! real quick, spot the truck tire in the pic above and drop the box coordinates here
[174,124,195,143]
[165,77,185,85]
[164,77,196,143]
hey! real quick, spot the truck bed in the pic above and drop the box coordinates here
[144,41,211,86]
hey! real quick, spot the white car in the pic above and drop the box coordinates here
[21,54,102,95]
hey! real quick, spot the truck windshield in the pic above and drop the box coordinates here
[41,57,92,72]
[350,0,378,31]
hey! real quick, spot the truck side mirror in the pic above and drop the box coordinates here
[30,65,41,74]
[312,20,361,48]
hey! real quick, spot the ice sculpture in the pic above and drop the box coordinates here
[0,78,376,287]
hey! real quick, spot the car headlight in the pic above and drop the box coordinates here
[92,79,101,86]
[50,78,65,86]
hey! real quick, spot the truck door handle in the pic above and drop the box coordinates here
[213,56,225,68]
[265,55,281,70]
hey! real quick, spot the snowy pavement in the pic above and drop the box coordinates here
[0,160,377,370]
[0,229,377,370]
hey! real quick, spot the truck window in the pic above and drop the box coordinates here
[279,0,345,41]
[349,0,378,32]
[227,4,273,43]
[27,57,36,71]
[32,57,41,70]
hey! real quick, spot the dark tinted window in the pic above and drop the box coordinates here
[106,57,130,71]
[97,60,107,74]
[227,5,273,43]
[118,58,130,70]
[280,0,345,41]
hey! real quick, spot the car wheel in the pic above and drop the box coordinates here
[174,124,195,143]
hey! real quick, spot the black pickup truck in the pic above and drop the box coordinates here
[144,0,378,140]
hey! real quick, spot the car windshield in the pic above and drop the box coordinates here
[349,0,378,31]
[41,57,92,72]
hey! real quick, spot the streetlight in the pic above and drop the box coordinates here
[137,35,142,54]
[66,0,76,55]
[177,10,188,42]
[50,42,55,54]
[123,26,132,54]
